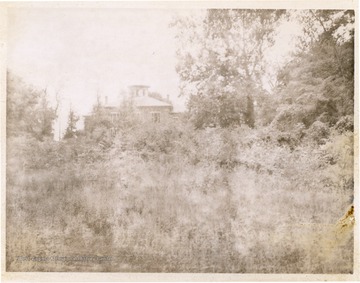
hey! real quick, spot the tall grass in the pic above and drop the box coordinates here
[6,121,354,272]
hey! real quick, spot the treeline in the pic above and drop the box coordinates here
[172,9,354,133]
[7,11,354,147]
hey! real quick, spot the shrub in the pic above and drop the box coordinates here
[6,117,354,273]
[305,121,330,144]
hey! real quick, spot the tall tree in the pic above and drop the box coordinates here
[63,106,80,139]
[84,94,112,134]
[7,72,57,141]
[172,9,284,128]
[272,10,354,132]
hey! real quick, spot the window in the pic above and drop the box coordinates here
[151,112,160,123]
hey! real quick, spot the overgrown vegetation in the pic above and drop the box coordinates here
[6,9,354,273]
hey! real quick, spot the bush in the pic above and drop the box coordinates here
[305,121,330,144]
[335,115,354,133]
[6,117,354,273]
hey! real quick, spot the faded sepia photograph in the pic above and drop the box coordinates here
[2,1,357,278]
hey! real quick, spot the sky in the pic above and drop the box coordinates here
[7,7,302,140]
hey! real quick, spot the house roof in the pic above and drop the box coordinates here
[133,96,172,108]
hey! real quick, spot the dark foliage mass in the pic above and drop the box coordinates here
[7,73,57,141]
[6,9,354,273]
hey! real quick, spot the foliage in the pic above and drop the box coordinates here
[63,107,80,139]
[7,72,57,141]
[172,9,284,128]
[82,97,118,148]
[6,9,355,273]
[273,10,354,132]
[6,116,354,272]
[294,10,355,53]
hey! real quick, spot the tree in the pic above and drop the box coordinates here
[272,10,354,133]
[7,72,57,141]
[84,94,112,135]
[172,9,284,128]
[63,107,80,139]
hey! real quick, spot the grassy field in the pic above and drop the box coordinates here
[6,122,354,273]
